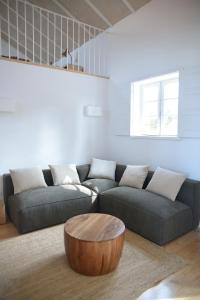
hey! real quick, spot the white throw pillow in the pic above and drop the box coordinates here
[146,167,186,201]
[119,165,149,189]
[10,167,47,194]
[88,158,116,180]
[49,164,80,185]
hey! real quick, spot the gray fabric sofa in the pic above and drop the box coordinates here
[3,164,200,245]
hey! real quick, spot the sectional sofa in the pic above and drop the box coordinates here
[3,164,200,245]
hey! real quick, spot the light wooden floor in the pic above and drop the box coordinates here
[0,222,18,240]
[0,223,200,300]
[139,227,200,300]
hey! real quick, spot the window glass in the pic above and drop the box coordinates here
[131,72,179,137]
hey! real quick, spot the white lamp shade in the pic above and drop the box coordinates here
[84,105,102,117]
[0,97,16,112]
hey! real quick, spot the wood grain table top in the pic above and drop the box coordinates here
[64,213,125,242]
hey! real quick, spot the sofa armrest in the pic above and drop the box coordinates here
[176,179,200,227]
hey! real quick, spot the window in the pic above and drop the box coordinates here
[131,72,179,137]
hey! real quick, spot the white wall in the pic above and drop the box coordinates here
[107,0,200,179]
[0,60,109,196]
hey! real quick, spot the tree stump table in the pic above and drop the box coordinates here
[64,213,125,276]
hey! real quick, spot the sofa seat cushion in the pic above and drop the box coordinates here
[7,185,98,233]
[99,187,193,245]
[82,179,118,193]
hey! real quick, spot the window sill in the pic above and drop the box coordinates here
[130,135,181,141]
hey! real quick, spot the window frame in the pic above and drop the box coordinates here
[130,72,180,139]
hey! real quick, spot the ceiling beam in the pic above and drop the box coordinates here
[121,0,135,13]
[51,0,80,21]
[84,0,112,27]
[52,0,95,39]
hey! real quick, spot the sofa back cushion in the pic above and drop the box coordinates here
[88,158,116,180]
[115,164,127,182]
[77,164,90,182]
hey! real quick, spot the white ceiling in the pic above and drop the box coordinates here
[28,0,152,30]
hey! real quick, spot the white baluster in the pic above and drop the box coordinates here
[60,16,62,68]
[7,0,10,58]
[78,21,80,72]
[54,14,56,65]
[94,28,96,75]
[99,30,101,76]
[25,1,27,60]
[67,18,68,70]
[47,12,49,65]
[89,26,91,74]
[32,7,34,63]
[104,33,107,76]
[83,23,85,73]
[102,33,104,76]
[40,9,42,64]
[0,17,1,57]
[16,0,19,59]
[73,19,74,71]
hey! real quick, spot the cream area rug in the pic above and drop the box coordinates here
[0,224,186,300]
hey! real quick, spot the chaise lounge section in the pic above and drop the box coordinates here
[3,164,200,245]
[98,166,200,245]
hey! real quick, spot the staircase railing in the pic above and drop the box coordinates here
[0,0,109,77]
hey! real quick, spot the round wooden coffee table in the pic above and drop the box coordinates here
[64,213,125,276]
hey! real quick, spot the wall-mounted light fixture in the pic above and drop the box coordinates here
[0,97,16,113]
[84,105,103,117]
